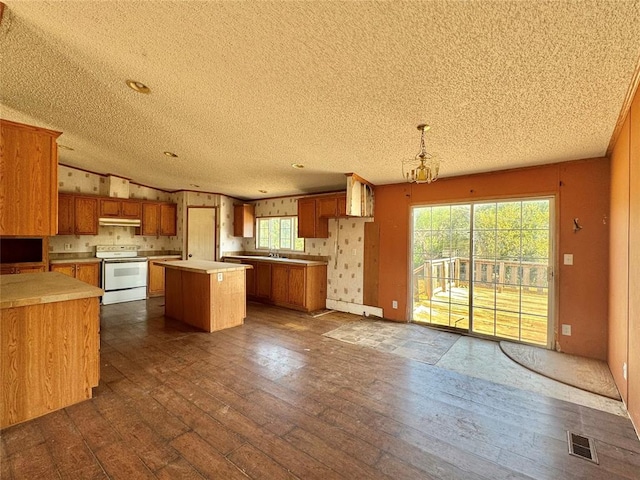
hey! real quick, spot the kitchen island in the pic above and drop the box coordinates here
[157,260,252,332]
[0,272,103,428]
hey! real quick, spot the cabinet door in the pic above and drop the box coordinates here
[337,194,347,217]
[58,194,75,235]
[244,261,257,296]
[142,203,160,235]
[99,199,121,217]
[0,120,60,236]
[74,197,98,235]
[318,196,338,218]
[271,264,289,303]
[121,201,141,219]
[234,204,255,237]
[160,203,177,236]
[297,198,317,238]
[288,266,306,307]
[15,266,45,274]
[256,262,272,299]
[51,263,75,278]
[148,260,166,296]
[76,263,100,287]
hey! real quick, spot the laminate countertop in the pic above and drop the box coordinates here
[49,258,102,265]
[156,260,253,274]
[0,272,104,309]
[223,255,328,266]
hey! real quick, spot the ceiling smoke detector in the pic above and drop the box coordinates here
[291,163,305,169]
[163,151,178,158]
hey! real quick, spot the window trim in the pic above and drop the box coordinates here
[255,215,305,252]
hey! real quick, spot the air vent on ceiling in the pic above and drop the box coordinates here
[567,431,599,464]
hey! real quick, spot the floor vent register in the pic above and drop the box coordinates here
[567,431,599,464]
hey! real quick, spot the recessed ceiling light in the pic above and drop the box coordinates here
[258,189,268,194]
[291,163,305,169]
[126,79,151,94]
[163,151,178,158]
[190,184,200,188]
[58,144,74,151]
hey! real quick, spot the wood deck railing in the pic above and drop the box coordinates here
[413,257,549,299]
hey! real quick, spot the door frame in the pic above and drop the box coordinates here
[408,195,557,349]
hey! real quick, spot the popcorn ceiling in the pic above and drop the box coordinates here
[1,1,639,199]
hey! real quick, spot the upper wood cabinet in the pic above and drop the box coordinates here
[141,202,177,236]
[318,193,347,218]
[234,204,255,237]
[297,197,329,238]
[58,193,98,235]
[0,119,61,236]
[58,194,98,236]
[99,198,141,219]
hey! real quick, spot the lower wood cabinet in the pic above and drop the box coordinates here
[1,264,46,275]
[237,258,326,312]
[147,256,181,297]
[50,261,100,287]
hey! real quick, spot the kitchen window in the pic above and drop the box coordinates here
[256,216,305,252]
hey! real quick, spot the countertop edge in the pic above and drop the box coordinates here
[223,255,328,266]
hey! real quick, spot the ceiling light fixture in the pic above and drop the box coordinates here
[291,163,305,169]
[125,79,151,94]
[402,124,440,184]
[190,184,200,188]
[258,189,268,194]
[163,151,178,158]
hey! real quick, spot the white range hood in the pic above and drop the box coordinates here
[98,217,141,227]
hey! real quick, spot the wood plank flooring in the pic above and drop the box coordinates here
[2,298,639,479]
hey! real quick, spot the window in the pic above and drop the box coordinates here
[256,216,305,252]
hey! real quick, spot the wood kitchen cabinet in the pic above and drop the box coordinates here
[1,265,46,275]
[0,237,49,275]
[99,198,141,219]
[255,262,272,299]
[50,261,100,287]
[271,263,326,311]
[141,202,177,236]
[297,197,329,238]
[318,193,347,218]
[0,119,61,236]
[58,194,99,236]
[147,256,180,297]
[234,204,255,237]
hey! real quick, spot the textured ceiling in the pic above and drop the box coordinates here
[1,1,639,199]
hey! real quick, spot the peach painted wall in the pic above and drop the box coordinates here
[375,158,610,360]
[609,86,640,433]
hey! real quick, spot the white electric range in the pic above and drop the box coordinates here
[96,245,148,305]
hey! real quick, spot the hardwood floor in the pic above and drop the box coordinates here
[1,298,639,479]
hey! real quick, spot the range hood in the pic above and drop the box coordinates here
[98,218,141,227]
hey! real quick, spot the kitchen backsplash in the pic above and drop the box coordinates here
[242,196,371,305]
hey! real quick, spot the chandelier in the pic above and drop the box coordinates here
[402,124,440,184]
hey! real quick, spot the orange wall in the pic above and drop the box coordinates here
[375,158,610,360]
[609,86,640,433]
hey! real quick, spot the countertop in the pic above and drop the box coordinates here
[147,254,182,260]
[223,255,328,266]
[0,272,104,309]
[49,257,102,264]
[156,259,253,274]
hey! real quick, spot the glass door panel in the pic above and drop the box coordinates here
[411,198,553,347]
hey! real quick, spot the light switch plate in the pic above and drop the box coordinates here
[217,273,223,282]
[563,254,574,265]
[562,324,572,336]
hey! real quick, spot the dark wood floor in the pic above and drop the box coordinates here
[2,298,639,479]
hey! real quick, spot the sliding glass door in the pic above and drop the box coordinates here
[411,197,553,347]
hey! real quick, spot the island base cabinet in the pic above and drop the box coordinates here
[165,268,246,332]
[1,297,100,429]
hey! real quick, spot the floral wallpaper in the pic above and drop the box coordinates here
[51,166,181,254]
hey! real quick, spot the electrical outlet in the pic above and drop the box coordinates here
[563,254,573,265]
[561,324,572,336]
[64,243,72,251]
[217,273,223,282]
[623,362,628,380]
[352,249,357,256]
[392,300,398,309]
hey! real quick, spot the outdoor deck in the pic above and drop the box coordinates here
[413,284,549,346]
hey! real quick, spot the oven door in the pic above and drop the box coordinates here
[103,260,148,291]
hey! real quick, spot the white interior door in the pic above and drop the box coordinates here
[187,207,217,261]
